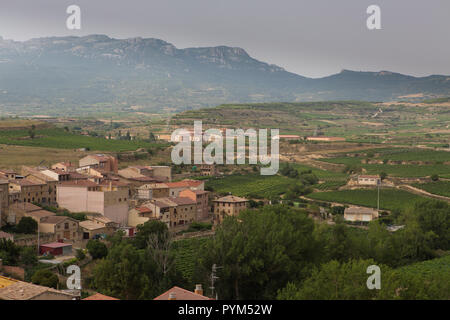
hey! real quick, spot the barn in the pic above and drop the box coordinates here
[39,242,73,256]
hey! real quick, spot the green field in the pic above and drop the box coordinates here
[292,163,348,182]
[396,254,450,278]
[0,127,164,152]
[411,181,450,198]
[308,188,428,211]
[172,238,210,281]
[206,174,295,199]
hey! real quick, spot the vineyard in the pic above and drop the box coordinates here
[308,188,428,211]
[411,181,450,198]
[396,254,450,278]
[172,237,210,282]
[292,163,348,182]
[0,127,163,152]
[206,174,295,199]
[314,180,347,191]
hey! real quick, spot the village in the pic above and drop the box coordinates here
[0,148,403,300]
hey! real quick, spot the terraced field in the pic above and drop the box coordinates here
[308,188,428,211]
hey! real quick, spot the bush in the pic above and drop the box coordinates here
[31,269,59,289]
[76,249,86,261]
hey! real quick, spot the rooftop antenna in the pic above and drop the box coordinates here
[210,264,223,300]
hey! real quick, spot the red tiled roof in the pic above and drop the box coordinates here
[40,242,72,249]
[83,293,119,300]
[153,286,212,300]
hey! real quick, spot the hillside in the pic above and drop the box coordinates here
[1,35,450,116]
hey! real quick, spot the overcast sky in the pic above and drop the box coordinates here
[0,0,449,78]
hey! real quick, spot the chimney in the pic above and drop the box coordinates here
[194,284,203,296]
[168,292,176,300]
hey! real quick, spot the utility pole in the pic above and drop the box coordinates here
[377,178,380,212]
[210,264,222,300]
[37,218,40,255]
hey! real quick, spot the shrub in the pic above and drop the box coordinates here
[31,269,59,289]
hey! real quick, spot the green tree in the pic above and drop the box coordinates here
[86,240,108,259]
[277,259,387,300]
[31,269,59,289]
[21,246,38,266]
[76,249,86,261]
[198,205,319,299]
[134,220,169,250]
[15,217,38,234]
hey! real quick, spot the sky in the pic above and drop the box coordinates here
[0,0,449,78]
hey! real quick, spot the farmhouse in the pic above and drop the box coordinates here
[39,216,80,241]
[344,206,379,222]
[357,175,381,186]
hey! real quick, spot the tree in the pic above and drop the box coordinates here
[93,242,152,299]
[380,172,387,180]
[21,246,38,266]
[86,240,108,259]
[134,220,169,250]
[198,205,319,299]
[76,249,86,261]
[0,239,21,265]
[431,174,439,181]
[15,217,38,234]
[31,269,59,288]
[277,259,387,300]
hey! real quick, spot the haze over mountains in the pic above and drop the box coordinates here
[0,34,449,115]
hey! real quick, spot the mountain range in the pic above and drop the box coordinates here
[0,34,449,115]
